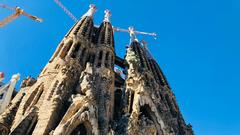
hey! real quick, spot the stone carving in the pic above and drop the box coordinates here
[20,77,36,88]
[0,5,194,135]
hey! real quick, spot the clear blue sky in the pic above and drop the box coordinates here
[1,0,240,135]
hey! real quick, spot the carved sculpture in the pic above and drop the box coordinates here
[0,4,194,135]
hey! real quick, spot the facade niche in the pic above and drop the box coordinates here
[25,116,38,135]
[81,20,91,37]
[80,48,87,65]
[71,43,81,58]
[90,54,95,65]
[60,41,73,59]
[136,45,146,69]
[80,48,86,59]
[106,27,112,45]
[139,105,153,121]
[114,89,122,120]
[105,52,110,68]
[55,64,61,69]
[97,51,103,67]
[129,91,135,114]
[100,30,106,44]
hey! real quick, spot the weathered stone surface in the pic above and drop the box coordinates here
[0,7,194,135]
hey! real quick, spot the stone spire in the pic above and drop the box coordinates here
[141,40,153,59]
[65,4,96,38]
[126,35,151,72]
[82,4,96,18]
[97,9,114,48]
[0,4,194,135]
[140,40,170,87]
[53,8,116,135]
[124,38,167,134]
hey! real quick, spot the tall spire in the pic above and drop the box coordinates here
[97,9,114,47]
[82,4,96,18]
[103,9,111,22]
[129,27,138,43]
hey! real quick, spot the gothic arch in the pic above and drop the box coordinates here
[10,109,38,135]
[70,121,92,135]
[71,43,81,58]
[138,104,164,135]
[53,102,98,135]
[59,40,73,59]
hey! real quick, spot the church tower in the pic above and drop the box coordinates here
[121,30,194,134]
[53,8,115,135]
[0,4,194,135]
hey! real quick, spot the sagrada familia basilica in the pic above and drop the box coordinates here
[0,4,194,135]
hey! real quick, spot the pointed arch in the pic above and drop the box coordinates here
[70,121,92,135]
[71,43,81,58]
[97,51,103,67]
[59,40,73,59]
[10,110,38,135]
[139,104,164,135]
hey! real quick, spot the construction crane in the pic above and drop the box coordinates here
[0,4,43,27]
[53,0,157,39]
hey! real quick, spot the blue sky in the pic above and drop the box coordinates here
[1,0,240,135]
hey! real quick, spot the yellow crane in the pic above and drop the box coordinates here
[0,4,43,27]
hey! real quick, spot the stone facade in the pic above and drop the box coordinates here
[0,5,194,135]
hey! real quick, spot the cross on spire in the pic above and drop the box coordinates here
[128,27,139,43]
[104,9,111,22]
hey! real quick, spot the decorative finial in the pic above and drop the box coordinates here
[104,9,111,22]
[82,4,96,18]
[11,73,20,82]
[128,27,138,42]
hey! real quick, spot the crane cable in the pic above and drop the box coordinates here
[53,0,157,39]
[53,0,78,22]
